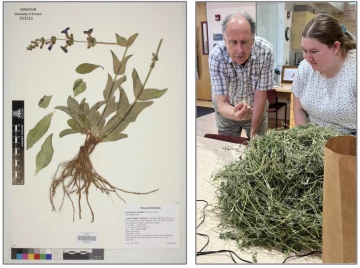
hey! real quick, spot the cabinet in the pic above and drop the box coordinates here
[289,93,295,127]
[291,11,317,50]
[274,84,294,128]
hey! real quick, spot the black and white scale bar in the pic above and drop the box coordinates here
[63,249,104,260]
[12,101,24,185]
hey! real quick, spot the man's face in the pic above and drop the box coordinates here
[224,18,254,65]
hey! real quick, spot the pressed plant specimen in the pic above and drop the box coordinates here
[26,28,167,222]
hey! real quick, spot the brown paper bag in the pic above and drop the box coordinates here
[322,136,356,263]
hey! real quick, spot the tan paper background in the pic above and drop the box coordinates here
[322,136,356,263]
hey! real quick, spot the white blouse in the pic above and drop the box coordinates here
[291,49,356,134]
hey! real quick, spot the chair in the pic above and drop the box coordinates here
[267,89,287,129]
[204,134,249,145]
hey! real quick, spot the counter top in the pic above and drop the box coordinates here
[273,83,292,93]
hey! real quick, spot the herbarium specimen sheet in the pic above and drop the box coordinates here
[4,2,186,262]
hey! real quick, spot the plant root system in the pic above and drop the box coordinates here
[50,135,158,222]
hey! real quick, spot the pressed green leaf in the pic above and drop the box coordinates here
[89,111,101,128]
[107,87,130,129]
[100,116,129,138]
[98,119,106,130]
[127,33,139,47]
[89,101,106,114]
[119,55,133,75]
[117,87,130,116]
[67,95,80,112]
[67,119,84,133]
[54,106,71,116]
[112,121,129,134]
[59,129,78,138]
[102,73,115,102]
[103,132,128,142]
[79,98,89,116]
[26,111,55,150]
[73,78,87,97]
[88,100,105,122]
[110,50,121,75]
[85,103,90,114]
[75,63,103,74]
[100,101,152,137]
[113,76,127,91]
[115,33,127,47]
[99,113,118,135]
[138,88,168,101]
[55,105,83,129]
[38,95,53,108]
[100,108,129,136]
[102,114,117,134]
[67,95,82,126]
[103,96,117,119]
[79,115,91,129]
[125,101,153,123]
[132,69,143,97]
[35,133,54,175]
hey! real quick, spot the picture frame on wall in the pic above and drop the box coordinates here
[201,21,209,55]
[281,66,298,83]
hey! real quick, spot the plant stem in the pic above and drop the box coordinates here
[53,38,118,45]
[142,39,163,88]
[93,45,130,136]
[103,39,163,138]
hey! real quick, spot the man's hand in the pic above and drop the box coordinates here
[233,101,253,121]
[216,95,254,121]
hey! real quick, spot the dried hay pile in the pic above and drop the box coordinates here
[213,124,340,253]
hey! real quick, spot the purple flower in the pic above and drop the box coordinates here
[48,43,53,51]
[61,27,70,34]
[83,28,93,35]
[61,46,68,53]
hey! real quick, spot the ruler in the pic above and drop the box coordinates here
[12,101,24,185]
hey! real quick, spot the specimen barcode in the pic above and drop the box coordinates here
[78,236,96,241]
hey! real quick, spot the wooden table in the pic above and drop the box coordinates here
[196,136,322,264]
[274,83,294,127]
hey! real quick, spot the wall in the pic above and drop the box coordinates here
[257,2,287,67]
[196,2,212,100]
[289,1,356,65]
[255,2,290,121]
[284,3,294,65]
[206,2,256,49]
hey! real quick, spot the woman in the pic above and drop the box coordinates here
[292,14,356,135]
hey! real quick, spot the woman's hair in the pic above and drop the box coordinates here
[221,11,256,35]
[302,13,356,56]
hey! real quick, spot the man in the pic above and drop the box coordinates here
[209,11,274,138]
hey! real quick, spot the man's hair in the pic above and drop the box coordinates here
[221,11,256,35]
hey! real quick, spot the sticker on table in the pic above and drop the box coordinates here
[124,204,179,248]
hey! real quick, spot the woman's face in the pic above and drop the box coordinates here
[301,37,340,73]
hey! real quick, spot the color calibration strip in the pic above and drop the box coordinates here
[11,248,52,260]
[11,248,104,260]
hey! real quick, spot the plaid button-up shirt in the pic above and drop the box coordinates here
[209,36,274,106]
